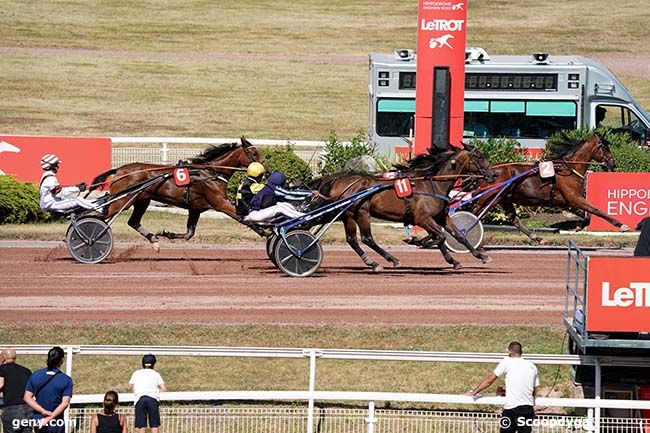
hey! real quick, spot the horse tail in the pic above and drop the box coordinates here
[89,168,118,192]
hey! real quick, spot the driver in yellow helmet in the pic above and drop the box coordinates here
[236,162,266,219]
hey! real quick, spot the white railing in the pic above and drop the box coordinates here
[110,137,330,173]
[6,345,650,433]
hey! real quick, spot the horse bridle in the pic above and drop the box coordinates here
[463,147,494,181]
[240,142,260,165]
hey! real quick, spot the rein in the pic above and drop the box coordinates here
[105,163,245,188]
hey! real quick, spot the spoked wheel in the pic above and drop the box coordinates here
[66,217,114,264]
[444,211,484,254]
[273,230,323,277]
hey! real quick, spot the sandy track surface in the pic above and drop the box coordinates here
[0,242,625,326]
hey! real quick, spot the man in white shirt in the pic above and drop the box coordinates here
[129,354,167,433]
[467,341,539,433]
[39,154,96,213]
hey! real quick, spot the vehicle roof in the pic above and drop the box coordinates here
[369,52,606,69]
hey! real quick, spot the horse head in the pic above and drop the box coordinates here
[238,136,263,167]
[593,133,616,172]
[456,143,496,183]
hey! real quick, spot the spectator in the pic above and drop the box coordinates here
[467,341,539,433]
[90,391,127,433]
[595,106,607,127]
[129,355,166,433]
[0,348,33,433]
[23,347,73,433]
[634,217,650,257]
[39,154,96,213]
[245,171,309,222]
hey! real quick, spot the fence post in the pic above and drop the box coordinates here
[305,349,321,433]
[161,142,169,164]
[365,401,377,433]
[64,346,74,433]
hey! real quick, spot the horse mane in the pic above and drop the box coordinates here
[545,131,592,159]
[190,142,240,163]
[394,150,456,174]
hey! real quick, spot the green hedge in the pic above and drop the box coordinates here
[0,176,51,224]
[227,146,313,201]
[468,137,531,165]
[319,131,378,176]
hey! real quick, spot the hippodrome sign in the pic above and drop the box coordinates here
[0,136,111,185]
[586,257,650,332]
[414,0,467,154]
[586,172,650,231]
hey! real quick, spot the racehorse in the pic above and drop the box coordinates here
[89,137,261,249]
[312,145,496,271]
[471,132,628,242]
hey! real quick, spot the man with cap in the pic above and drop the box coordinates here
[39,153,97,213]
[634,217,650,257]
[129,354,167,433]
[0,348,33,433]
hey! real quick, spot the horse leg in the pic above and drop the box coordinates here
[356,212,400,268]
[443,214,492,264]
[343,216,382,272]
[127,199,160,251]
[500,201,543,243]
[418,218,463,269]
[157,209,202,240]
[569,196,630,232]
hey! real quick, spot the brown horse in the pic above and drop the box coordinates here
[471,133,628,242]
[89,137,261,249]
[313,145,496,271]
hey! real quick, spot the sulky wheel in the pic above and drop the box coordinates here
[66,217,114,264]
[273,230,323,277]
[444,211,484,254]
[266,233,280,268]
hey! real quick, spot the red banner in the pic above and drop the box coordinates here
[414,0,467,154]
[0,136,111,185]
[586,172,650,231]
[586,257,650,332]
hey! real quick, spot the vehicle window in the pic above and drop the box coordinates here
[464,100,577,139]
[376,99,415,137]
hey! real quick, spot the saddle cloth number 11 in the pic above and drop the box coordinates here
[394,178,413,198]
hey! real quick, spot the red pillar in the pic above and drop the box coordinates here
[414,0,467,155]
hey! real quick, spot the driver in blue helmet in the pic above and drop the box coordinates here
[245,171,311,222]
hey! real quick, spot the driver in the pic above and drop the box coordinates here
[39,154,96,213]
[235,162,266,219]
[245,171,310,222]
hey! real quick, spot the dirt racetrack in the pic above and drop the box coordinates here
[0,241,627,326]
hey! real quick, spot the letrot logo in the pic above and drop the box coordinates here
[0,140,21,175]
[429,34,454,49]
[601,281,650,307]
[420,19,465,31]
[451,2,464,10]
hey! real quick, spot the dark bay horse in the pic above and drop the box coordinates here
[89,137,261,249]
[313,145,496,271]
[472,133,628,242]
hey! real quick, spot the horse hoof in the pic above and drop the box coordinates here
[453,263,463,270]
[620,224,630,232]
[151,242,160,253]
[481,256,492,264]
[372,263,384,272]
[536,238,545,245]
[391,259,401,268]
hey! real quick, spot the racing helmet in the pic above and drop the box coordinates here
[246,162,265,178]
[40,154,61,170]
[268,171,286,186]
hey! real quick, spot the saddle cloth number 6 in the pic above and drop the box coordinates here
[394,178,413,198]
[174,168,190,186]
